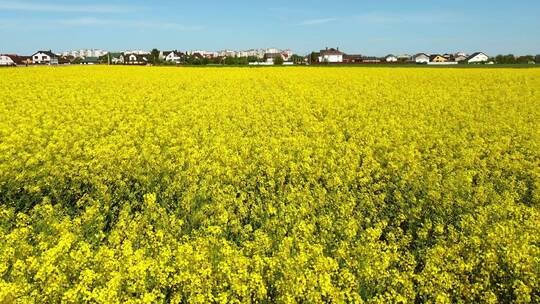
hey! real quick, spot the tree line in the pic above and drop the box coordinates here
[494,54,540,64]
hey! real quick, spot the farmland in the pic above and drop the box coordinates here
[0,66,539,303]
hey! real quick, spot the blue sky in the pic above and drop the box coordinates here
[1,0,539,55]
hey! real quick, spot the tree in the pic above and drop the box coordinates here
[290,54,305,64]
[310,52,320,64]
[535,55,540,64]
[150,48,161,65]
[98,55,110,64]
[515,55,533,64]
[495,54,516,64]
[247,56,260,63]
[273,55,284,65]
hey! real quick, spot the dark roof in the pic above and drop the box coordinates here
[320,48,344,56]
[108,52,122,58]
[361,56,381,61]
[1,54,17,64]
[82,57,99,63]
[4,54,32,64]
[163,51,182,57]
[33,50,58,58]
[466,52,487,61]
[135,55,148,61]
[264,53,282,59]
[415,53,429,58]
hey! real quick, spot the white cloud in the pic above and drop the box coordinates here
[0,1,133,13]
[299,18,337,26]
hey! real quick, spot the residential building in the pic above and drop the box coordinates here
[318,47,344,63]
[343,54,363,63]
[61,49,108,58]
[385,55,398,62]
[264,53,282,63]
[430,55,448,63]
[120,53,149,65]
[81,57,99,65]
[123,50,150,55]
[59,56,75,65]
[105,53,123,64]
[414,53,430,64]
[454,55,468,63]
[3,55,32,66]
[397,54,412,62]
[0,55,17,66]
[32,50,59,65]
[362,56,382,63]
[281,49,293,61]
[188,50,218,58]
[467,52,489,63]
[160,51,183,63]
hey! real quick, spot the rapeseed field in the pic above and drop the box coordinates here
[0,66,539,303]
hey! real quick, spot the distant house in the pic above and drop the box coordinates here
[121,53,149,65]
[81,57,99,65]
[264,53,282,63]
[318,48,344,63]
[59,55,75,65]
[281,49,293,61]
[397,54,412,62]
[385,55,398,63]
[106,53,123,64]
[192,53,204,60]
[430,55,448,63]
[160,51,183,63]
[454,54,468,63]
[4,55,32,66]
[343,54,363,64]
[466,52,489,64]
[0,55,17,66]
[414,53,430,64]
[32,50,59,65]
[362,56,381,63]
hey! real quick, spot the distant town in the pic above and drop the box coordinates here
[1,47,539,67]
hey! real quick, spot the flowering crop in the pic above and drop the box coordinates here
[0,66,539,303]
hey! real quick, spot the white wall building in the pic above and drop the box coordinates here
[385,55,398,62]
[414,53,430,64]
[467,52,489,63]
[0,55,16,66]
[160,51,183,63]
[185,48,292,60]
[32,51,59,65]
[318,48,344,63]
[61,49,108,58]
[188,50,218,58]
